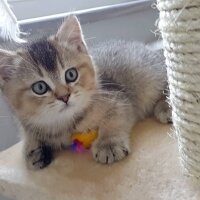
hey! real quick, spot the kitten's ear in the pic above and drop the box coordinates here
[55,15,87,52]
[0,49,17,84]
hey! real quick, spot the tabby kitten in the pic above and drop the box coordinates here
[0,16,170,170]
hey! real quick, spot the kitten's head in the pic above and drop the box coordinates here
[0,16,97,130]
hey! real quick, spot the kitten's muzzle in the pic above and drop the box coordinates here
[57,94,71,104]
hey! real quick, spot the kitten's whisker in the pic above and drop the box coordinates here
[91,97,131,107]
[1,64,16,67]
[96,71,105,78]
[47,101,55,105]
[100,82,127,88]
[95,89,126,96]
[85,37,96,41]
[143,60,165,67]
[49,105,56,109]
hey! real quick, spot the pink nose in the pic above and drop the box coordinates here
[57,94,70,103]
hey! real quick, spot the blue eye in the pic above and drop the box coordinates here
[65,68,78,83]
[32,81,50,95]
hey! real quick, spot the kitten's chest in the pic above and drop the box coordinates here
[74,104,104,132]
[74,113,99,132]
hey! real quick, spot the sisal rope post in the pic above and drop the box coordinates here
[157,0,200,177]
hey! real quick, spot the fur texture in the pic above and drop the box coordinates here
[0,16,171,170]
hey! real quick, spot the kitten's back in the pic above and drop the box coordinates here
[90,40,167,119]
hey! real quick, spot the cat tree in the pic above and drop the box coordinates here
[157,0,200,177]
[1,0,200,178]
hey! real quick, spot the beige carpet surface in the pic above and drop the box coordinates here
[0,119,200,200]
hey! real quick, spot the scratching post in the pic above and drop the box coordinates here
[157,0,200,177]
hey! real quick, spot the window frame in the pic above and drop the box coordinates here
[8,0,136,20]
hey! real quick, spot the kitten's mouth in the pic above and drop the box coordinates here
[59,103,71,112]
[57,94,71,112]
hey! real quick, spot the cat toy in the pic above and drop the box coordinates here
[0,0,25,42]
[71,130,98,153]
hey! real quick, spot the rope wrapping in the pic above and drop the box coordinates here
[157,0,200,177]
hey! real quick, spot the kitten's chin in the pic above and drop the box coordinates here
[25,93,93,131]
[59,102,71,113]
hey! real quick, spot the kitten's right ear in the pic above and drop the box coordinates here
[0,49,17,84]
[55,15,87,53]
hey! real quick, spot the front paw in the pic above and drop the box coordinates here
[26,145,53,170]
[92,138,130,164]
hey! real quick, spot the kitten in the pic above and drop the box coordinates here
[0,16,171,170]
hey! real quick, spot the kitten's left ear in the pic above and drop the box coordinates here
[0,49,17,84]
[55,15,87,53]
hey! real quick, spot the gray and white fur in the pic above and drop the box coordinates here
[0,16,171,170]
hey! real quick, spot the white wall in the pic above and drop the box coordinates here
[8,0,133,20]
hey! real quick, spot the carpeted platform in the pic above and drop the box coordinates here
[0,119,200,200]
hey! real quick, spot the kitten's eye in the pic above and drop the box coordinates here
[32,81,50,95]
[65,68,78,83]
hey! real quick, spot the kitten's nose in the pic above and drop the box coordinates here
[57,94,70,104]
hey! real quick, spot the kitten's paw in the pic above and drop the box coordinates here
[156,109,172,124]
[154,100,172,124]
[92,138,130,164]
[26,145,53,170]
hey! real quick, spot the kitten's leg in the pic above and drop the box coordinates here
[92,115,133,164]
[154,99,172,124]
[24,138,53,170]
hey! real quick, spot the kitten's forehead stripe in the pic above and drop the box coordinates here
[57,51,65,69]
[27,39,57,72]
[33,64,44,77]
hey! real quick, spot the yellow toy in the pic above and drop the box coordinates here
[71,130,98,152]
